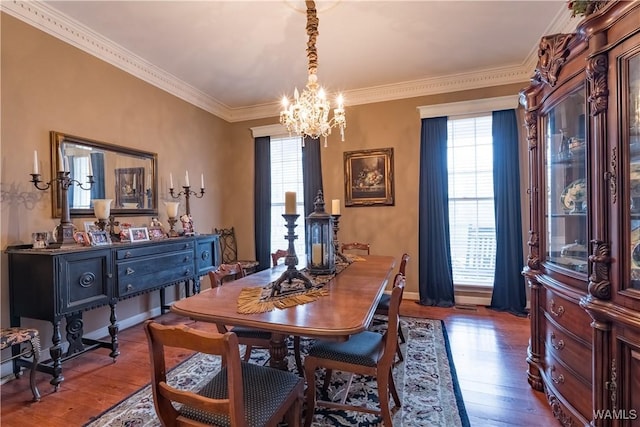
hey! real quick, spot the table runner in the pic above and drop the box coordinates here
[237,256,364,314]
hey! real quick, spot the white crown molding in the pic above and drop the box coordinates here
[2,0,575,123]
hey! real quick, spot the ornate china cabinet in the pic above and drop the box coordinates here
[520,2,640,425]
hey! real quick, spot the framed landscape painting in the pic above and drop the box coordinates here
[344,147,394,207]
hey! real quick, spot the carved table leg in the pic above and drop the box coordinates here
[109,299,120,360]
[50,317,64,390]
[269,333,290,371]
[65,313,85,356]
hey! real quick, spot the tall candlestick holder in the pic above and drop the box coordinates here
[169,185,204,216]
[30,171,94,247]
[271,214,313,297]
[331,214,349,263]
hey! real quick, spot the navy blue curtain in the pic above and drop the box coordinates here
[302,136,323,215]
[254,136,271,271]
[490,109,527,315]
[90,152,105,199]
[418,117,455,307]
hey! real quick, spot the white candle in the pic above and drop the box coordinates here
[312,243,323,265]
[185,170,190,187]
[33,150,39,174]
[285,191,297,214]
[169,173,174,189]
[147,174,151,189]
[87,156,93,176]
[63,156,69,173]
[57,147,64,172]
[331,199,340,215]
[132,173,136,189]
[201,173,205,189]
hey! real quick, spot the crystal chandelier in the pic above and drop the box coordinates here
[280,0,346,147]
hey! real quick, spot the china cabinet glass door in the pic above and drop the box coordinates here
[545,89,587,273]
[628,54,640,288]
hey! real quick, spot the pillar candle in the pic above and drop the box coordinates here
[169,173,174,189]
[331,199,340,215]
[285,191,296,214]
[57,147,64,172]
[87,156,93,176]
[63,156,70,173]
[33,150,39,174]
[185,170,190,187]
[201,173,205,189]
[312,243,323,265]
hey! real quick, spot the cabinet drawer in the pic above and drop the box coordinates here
[544,289,592,342]
[115,240,194,260]
[545,321,591,383]
[545,353,592,420]
[116,250,194,296]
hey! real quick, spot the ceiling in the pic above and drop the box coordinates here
[4,1,577,122]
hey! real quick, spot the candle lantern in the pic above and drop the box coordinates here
[306,190,335,275]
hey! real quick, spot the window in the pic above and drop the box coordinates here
[72,156,91,209]
[447,114,496,287]
[270,135,305,257]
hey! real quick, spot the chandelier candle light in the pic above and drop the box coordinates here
[280,0,346,147]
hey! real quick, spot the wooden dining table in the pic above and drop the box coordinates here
[171,255,396,370]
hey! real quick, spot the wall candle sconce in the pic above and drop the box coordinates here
[168,171,204,233]
[30,149,94,246]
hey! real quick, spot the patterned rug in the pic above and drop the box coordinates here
[83,317,470,427]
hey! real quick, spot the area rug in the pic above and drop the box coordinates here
[83,317,470,427]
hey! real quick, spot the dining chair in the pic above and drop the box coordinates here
[340,242,370,255]
[208,263,272,361]
[144,321,304,427]
[271,249,288,267]
[214,227,259,275]
[0,327,41,401]
[303,274,405,427]
[375,253,410,362]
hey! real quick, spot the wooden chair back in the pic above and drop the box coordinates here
[398,252,410,276]
[271,249,288,267]
[340,242,370,255]
[208,262,246,287]
[381,274,405,366]
[214,227,240,264]
[144,321,247,426]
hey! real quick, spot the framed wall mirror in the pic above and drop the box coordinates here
[50,131,158,218]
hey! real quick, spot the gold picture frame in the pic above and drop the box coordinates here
[344,147,394,207]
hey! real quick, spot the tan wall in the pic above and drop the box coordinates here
[1,12,531,348]
[1,14,229,341]
[231,84,529,299]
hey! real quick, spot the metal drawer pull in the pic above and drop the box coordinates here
[124,251,132,258]
[550,332,565,350]
[201,250,210,260]
[549,299,565,317]
[183,256,190,262]
[550,365,565,384]
[126,267,135,275]
[126,284,133,291]
[184,269,191,276]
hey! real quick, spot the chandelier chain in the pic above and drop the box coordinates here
[306,0,318,76]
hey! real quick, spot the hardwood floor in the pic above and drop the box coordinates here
[0,301,557,426]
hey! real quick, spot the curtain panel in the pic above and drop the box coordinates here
[254,136,271,271]
[490,109,527,315]
[418,116,455,307]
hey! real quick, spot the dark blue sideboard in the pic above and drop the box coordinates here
[6,234,219,389]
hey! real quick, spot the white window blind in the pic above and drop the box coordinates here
[72,156,91,209]
[447,115,496,287]
[270,136,305,257]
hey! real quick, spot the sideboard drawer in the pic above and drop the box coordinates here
[545,321,591,383]
[544,289,591,342]
[545,353,592,420]
[115,240,194,260]
[116,250,194,296]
